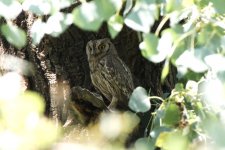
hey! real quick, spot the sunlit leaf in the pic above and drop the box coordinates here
[135,138,155,150]
[46,12,73,37]
[161,60,170,82]
[59,0,75,9]
[211,1,225,14]
[150,126,171,140]
[204,54,225,72]
[0,54,33,75]
[100,111,139,139]
[141,27,182,63]
[129,87,151,113]
[139,33,159,62]
[201,78,225,108]
[174,83,184,91]
[166,0,182,12]
[162,103,181,126]
[72,2,103,31]
[185,80,198,94]
[176,50,208,73]
[156,131,188,150]
[95,0,122,20]
[0,0,22,19]
[107,15,123,38]
[22,0,52,15]
[30,19,46,44]
[123,0,133,16]
[125,2,157,33]
[203,116,225,147]
[1,23,26,49]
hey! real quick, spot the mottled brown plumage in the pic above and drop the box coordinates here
[86,38,134,109]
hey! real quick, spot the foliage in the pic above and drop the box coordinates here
[1,0,225,149]
[0,72,60,150]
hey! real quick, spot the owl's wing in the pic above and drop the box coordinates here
[102,55,134,97]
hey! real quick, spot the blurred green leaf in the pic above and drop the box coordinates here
[72,2,103,31]
[30,19,46,44]
[59,0,75,9]
[129,87,151,113]
[211,1,225,14]
[22,0,52,15]
[95,0,122,20]
[150,126,171,140]
[162,103,181,126]
[203,116,225,147]
[0,0,22,19]
[139,33,159,62]
[107,15,123,38]
[166,0,182,13]
[176,50,208,73]
[1,23,26,49]
[167,0,193,12]
[174,83,184,92]
[156,131,188,150]
[204,54,225,72]
[161,60,170,82]
[123,0,133,16]
[124,2,157,33]
[135,138,155,150]
[156,26,184,63]
[46,12,73,37]
[18,91,45,114]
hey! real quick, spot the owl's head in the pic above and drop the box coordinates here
[86,38,117,60]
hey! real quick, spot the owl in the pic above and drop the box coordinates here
[86,38,134,109]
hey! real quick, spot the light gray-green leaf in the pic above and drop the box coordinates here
[107,15,123,39]
[72,2,103,31]
[0,0,22,19]
[1,24,26,49]
[125,3,157,33]
[129,87,151,113]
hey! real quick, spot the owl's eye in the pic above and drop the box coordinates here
[98,44,105,50]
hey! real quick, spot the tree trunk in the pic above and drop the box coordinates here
[0,10,177,142]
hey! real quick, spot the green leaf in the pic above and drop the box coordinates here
[107,15,123,39]
[18,91,45,114]
[95,0,122,20]
[205,54,225,72]
[129,87,151,113]
[72,2,103,31]
[123,0,134,16]
[150,126,171,140]
[22,0,52,15]
[134,138,155,150]
[59,0,74,9]
[176,50,208,73]
[0,0,22,19]
[166,0,182,13]
[124,2,157,33]
[162,103,181,126]
[156,131,188,150]
[30,19,46,44]
[211,1,225,14]
[174,83,184,91]
[161,60,170,82]
[1,23,26,49]
[139,33,160,62]
[46,12,73,37]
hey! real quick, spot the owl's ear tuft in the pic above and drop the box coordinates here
[103,38,111,42]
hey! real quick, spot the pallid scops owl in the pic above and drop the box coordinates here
[86,38,134,109]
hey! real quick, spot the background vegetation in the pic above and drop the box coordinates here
[1,0,225,149]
